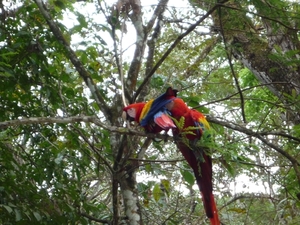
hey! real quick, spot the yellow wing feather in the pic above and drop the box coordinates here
[139,99,154,122]
[198,116,210,130]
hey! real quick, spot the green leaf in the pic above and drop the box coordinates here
[228,207,247,214]
[152,141,164,153]
[54,0,66,9]
[161,179,170,196]
[15,209,22,221]
[153,183,162,202]
[77,13,88,28]
[180,169,195,186]
[1,204,13,213]
[33,211,42,221]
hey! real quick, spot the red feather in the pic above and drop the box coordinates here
[123,102,175,133]
[123,87,220,224]
[167,97,220,225]
[154,111,176,130]
[123,102,145,123]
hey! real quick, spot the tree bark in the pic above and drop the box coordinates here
[113,134,144,225]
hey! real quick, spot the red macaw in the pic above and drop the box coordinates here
[168,99,219,225]
[144,87,220,225]
[122,98,176,133]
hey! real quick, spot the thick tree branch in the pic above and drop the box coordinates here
[124,0,145,96]
[125,0,169,102]
[135,0,169,101]
[2,114,299,145]
[0,116,172,141]
[145,0,169,33]
[34,0,112,122]
[133,0,229,102]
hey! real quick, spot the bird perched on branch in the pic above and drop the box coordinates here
[135,87,220,225]
[166,90,219,225]
[122,87,220,224]
[122,96,176,133]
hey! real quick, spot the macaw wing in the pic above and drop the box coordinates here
[154,111,176,129]
[140,87,178,127]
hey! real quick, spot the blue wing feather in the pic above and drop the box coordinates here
[140,94,175,126]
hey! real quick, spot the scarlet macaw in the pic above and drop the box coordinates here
[122,97,176,133]
[141,87,220,225]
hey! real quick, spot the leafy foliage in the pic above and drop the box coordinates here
[1,0,300,224]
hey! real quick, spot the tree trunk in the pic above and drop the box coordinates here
[111,132,144,225]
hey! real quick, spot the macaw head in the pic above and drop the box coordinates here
[122,102,146,123]
[165,87,178,99]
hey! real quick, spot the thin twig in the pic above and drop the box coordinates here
[208,116,300,186]
[218,3,299,31]
[218,5,246,123]
[80,212,111,224]
[195,82,291,108]
[219,194,276,211]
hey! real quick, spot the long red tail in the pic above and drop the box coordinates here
[203,193,220,225]
[178,143,220,225]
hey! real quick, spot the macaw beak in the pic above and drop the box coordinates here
[122,111,127,121]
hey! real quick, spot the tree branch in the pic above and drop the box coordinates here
[136,0,169,101]
[80,212,111,224]
[133,0,229,102]
[128,157,184,163]
[218,5,246,123]
[34,0,112,122]
[72,125,114,173]
[219,3,299,31]
[124,0,145,97]
[195,82,291,108]
[207,116,300,187]
[0,116,172,140]
[219,194,277,211]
